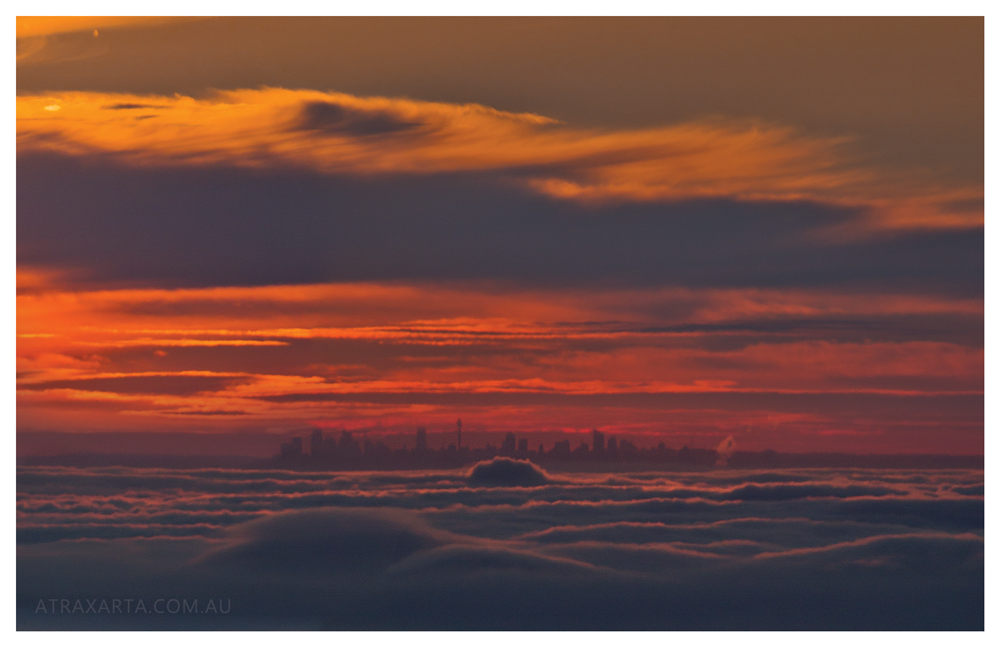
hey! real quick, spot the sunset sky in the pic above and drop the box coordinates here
[16,16,984,456]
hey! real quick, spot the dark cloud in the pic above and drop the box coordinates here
[17,466,984,628]
[539,540,736,572]
[18,375,251,396]
[17,153,982,295]
[827,497,985,531]
[466,457,552,487]
[387,543,597,577]
[164,409,249,416]
[717,482,900,501]
[17,465,985,543]
[103,103,167,110]
[297,101,426,137]
[17,522,222,544]
[17,505,983,630]
[199,508,449,575]
[97,302,983,350]
[637,314,984,348]
[519,518,907,549]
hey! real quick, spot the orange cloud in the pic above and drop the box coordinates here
[16,274,982,442]
[16,88,981,230]
[16,17,194,40]
[16,17,201,65]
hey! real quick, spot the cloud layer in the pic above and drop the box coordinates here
[17,88,981,229]
[15,46,981,456]
[16,273,982,453]
[17,464,983,629]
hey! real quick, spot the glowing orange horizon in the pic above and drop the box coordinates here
[16,274,983,453]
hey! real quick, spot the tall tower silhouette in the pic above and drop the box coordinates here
[457,418,462,449]
[310,429,324,457]
[592,429,605,455]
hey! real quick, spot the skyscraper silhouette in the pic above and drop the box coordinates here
[280,436,303,459]
[592,429,605,455]
[339,431,360,456]
[310,429,324,457]
[416,427,428,452]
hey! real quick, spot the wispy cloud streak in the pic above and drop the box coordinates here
[17,88,981,230]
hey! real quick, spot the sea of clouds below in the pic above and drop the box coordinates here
[16,458,983,630]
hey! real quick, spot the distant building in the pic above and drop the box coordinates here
[550,440,571,458]
[340,431,360,456]
[280,436,303,459]
[592,429,605,455]
[310,429,324,457]
[678,444,691,462]
[371,440,392,459]
[457,419,462,449]
[272,425,715,470]
[322,434,339,457]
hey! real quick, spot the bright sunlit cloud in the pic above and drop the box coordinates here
[16,88,982,231]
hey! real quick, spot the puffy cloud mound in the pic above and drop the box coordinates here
[466,457,551,487]
[17,465,984,629]
[198,507,448,574]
